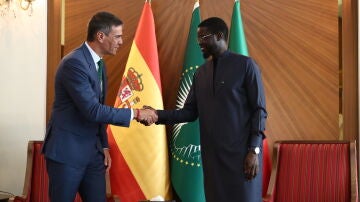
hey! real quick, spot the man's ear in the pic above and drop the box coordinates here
[97,31,105,42]
[215,32,224,41]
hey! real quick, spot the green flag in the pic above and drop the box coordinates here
[229,1,272,197]
[170,1,205,202]
[229,0,248,56]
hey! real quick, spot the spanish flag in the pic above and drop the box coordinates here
[107,1,171,201]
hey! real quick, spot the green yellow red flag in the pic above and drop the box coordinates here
[107,1,171,201]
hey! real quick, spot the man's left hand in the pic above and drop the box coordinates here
[244,151,259,180]
[104,148,112,173]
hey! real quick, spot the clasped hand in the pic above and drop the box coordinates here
[134,106,158,126]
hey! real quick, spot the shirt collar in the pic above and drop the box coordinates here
[219,50,230,58]
[85,42,101,67]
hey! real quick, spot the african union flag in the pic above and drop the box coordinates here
[170,1,205,201]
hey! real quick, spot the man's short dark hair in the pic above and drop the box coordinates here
[87,12,123,42]
[198,17,229,42]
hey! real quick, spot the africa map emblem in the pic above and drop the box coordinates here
[171,65,202,167]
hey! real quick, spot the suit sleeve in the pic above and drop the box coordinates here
[59,58,131,127]
[244,58,267,148]
[99,124,109,148]
[157,75,199,124]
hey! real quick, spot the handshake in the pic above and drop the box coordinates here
[133,105,158,126]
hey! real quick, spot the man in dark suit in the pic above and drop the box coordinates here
[144,17,267,202]
[42,12,157,202]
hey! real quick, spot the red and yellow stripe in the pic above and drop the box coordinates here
[107,2,171,201]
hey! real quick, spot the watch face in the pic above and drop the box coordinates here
[254,147,260,154]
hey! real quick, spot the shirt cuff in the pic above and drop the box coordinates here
[130,109,134,120]
[249,131,265,147]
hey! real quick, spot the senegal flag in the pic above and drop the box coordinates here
[170,1,206,201]
[107,1,171,201]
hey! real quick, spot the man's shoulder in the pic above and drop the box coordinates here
[217,52,249,68]
[62,44,89,63]
[57,46,91,74]
[227,51,252,61]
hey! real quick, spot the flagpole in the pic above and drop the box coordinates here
[194,0,199,10]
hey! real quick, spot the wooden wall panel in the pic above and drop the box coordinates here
[240,0,339,144]
[46,0,62,122]
[342,0,358,141]
[61,0,340,147]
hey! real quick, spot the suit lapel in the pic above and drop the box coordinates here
[81,44,103,102]
[101,64,107,103]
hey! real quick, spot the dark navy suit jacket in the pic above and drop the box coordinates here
[43,43,131,167]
